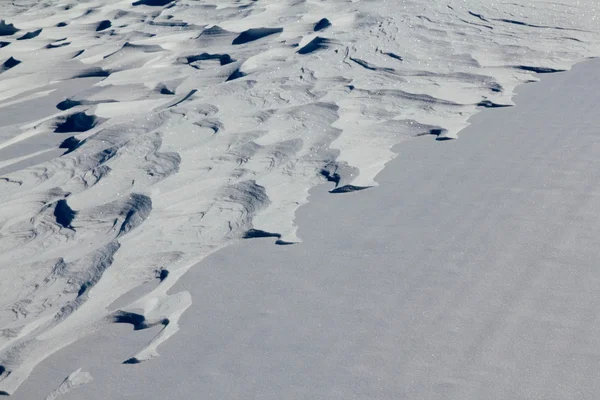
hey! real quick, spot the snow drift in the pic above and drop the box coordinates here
[0,0,599,395]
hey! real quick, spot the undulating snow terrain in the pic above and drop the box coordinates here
[10,55,600,400]
[0,0,599,396]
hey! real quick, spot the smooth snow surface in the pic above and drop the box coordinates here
[0,0,599,396]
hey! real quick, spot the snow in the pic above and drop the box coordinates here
[1,0,600,397]
[10,57,600,400]
[44,369,92,400]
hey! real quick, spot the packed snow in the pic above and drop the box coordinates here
[0,0,599,396]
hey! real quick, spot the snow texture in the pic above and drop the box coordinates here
[0,0,599,396]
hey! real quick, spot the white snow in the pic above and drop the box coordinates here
[0,0,599,396]
[43,369,92,400]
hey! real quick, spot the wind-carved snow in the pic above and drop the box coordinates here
[43,368,92,400]
[0,0,599,395]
